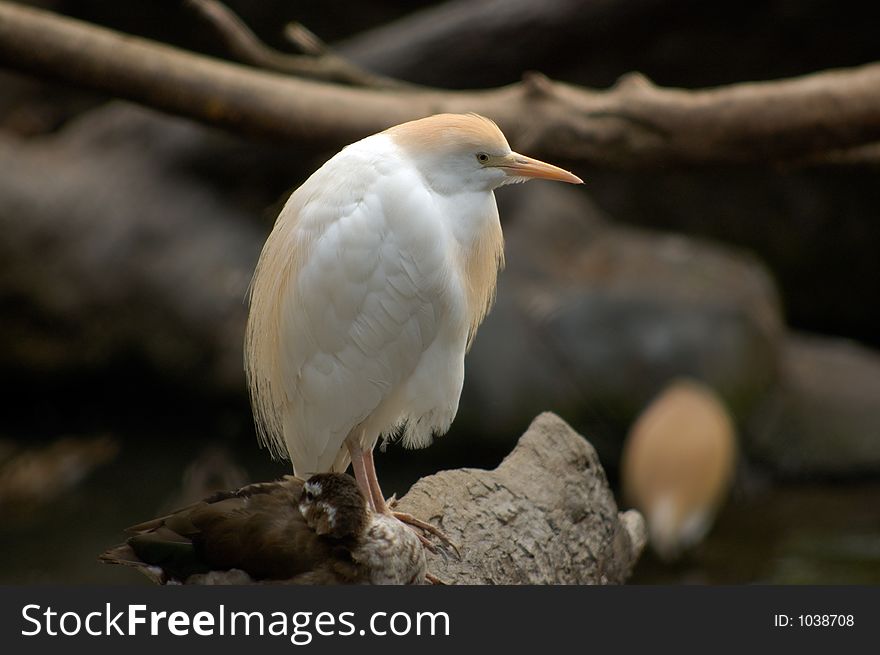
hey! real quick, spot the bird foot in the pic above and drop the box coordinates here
[425,572,448,585]
[391,510,461,560]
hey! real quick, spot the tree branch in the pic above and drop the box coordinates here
[1,2,880,167]
[336,0,679,86]
[184,0,406,89]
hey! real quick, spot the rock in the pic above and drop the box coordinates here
[396,412,646,584]
[0,104,267,389]
[746,333,880,477]
[459,183,785,460]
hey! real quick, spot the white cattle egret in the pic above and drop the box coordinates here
[621,379,738,561]
[245,113,582,545]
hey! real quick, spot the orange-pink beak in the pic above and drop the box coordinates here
[499,152,583,184]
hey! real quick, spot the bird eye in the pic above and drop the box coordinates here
[476,152,490,163]
[305,490,313,500]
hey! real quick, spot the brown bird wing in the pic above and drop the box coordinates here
[188,479,340,580]
[123,478,296,534]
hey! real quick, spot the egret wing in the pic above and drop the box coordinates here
[246,145,452,474]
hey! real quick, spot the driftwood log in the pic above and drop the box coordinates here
[1,2,880,167]
[396,412,646,584]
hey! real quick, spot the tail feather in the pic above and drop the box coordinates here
[98,544,169,585]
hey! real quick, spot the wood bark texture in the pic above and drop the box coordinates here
[395,412,647,584]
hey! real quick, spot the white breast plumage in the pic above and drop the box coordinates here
[247,135,478,475]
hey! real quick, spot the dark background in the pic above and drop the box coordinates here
[1,0,878,584]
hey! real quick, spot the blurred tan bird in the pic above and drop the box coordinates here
[621,379,737,561]
[245,113,581,544]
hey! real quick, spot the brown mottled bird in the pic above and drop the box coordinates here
[99,473,426,585]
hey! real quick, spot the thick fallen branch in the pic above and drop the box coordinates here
[2,2,880,166]
[396,412,646,584]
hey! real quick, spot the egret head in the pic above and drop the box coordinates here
[387,113,583,194]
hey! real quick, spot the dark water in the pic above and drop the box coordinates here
[631,482,880,585]
[1,430,878,585]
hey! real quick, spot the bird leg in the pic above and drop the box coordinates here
[362,448,460,558]
[361,448,391,514]
[345,435,375,512]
